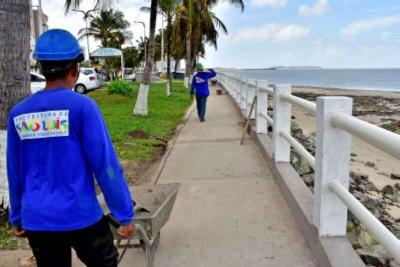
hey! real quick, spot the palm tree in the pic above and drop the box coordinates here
[133,0,158,116]
[123,46,141,68]
[0,0,31,205]
[140,0,180,95]
[158,0,180,94]
[176,0,244,86]
[78,9,130,48]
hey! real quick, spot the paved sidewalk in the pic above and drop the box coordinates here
[120,88,316,267]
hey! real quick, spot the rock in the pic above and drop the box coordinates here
[302,174,314,186]
[365,161,375,168]
[378,171,389,177]
[358,184,366,192]
[350,171,369,182]
[347,221,362,249]
[390,260,400,267]
[382,185,399,202]
[390,173,400,180]
[361,197,383,218]
[291,151,311,176]
[352,190,364,200]
[382,185,394,195]
[394,183,400,191]
[365,182,378,192]
[351,153,357,157]
[357,245,392,266]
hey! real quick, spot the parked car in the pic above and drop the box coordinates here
[74,67,101,94]
[172,71,185,79]
[124,68,136,81]
[30,72,46,94]
[95,68,107,83]
[30,68,101,94]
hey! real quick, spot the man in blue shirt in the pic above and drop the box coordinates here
[7,29,134,267]
[190,63,217,122]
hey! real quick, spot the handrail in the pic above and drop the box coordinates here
[330,181,400,263]
[260,111,274,125]
[280,131,316,169]
[280,93,316,114]
[219,71,400,263]
[259,86,274,94]
[332,112,400,159]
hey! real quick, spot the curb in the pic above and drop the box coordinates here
[152,100,196,184]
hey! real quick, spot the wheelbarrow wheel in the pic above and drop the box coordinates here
[140,232,160,251]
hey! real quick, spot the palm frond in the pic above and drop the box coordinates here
[210,12,227,34]
[225,0,245,11]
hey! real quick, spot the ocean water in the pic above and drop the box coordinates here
[233,68,400,92]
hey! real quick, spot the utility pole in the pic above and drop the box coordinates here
[73,9,98,67]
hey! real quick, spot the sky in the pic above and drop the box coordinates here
[36,0,400,69]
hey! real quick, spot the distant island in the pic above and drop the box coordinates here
[243,66,322,70]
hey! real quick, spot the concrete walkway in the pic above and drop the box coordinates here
[121,88,316,267]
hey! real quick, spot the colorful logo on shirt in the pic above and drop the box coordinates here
[13,110,69,140]
[195,77,206,84]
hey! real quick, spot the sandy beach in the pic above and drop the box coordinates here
[290,86,400,220]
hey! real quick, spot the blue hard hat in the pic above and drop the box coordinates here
[33,29,84,62]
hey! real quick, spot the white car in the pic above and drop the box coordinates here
[30,68,101,94]
[30,72,46,94]
[124,68,136,81]
[74,67,101,94]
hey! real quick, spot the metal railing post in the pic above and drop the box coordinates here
[273,85,291,162]
[313,96,353,236]
[256,81,268,134]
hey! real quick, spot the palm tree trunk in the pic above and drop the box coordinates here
[0,0,31,206]
[166,14,172,95]
[184,27,191,88]
[133,0,158,116]
[174,59,180,72]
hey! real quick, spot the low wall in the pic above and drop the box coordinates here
[221,83,364,267]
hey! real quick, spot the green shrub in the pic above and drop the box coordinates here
[107,79,136,96]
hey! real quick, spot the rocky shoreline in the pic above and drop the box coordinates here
[285,87,400,266]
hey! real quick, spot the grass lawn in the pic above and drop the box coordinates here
[88,81,192,182]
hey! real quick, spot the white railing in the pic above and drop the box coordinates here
[217,71,400,263]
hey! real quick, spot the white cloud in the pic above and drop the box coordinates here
[298,0,329,17]
[251,0,288,8]
[229,23,310,43]
[341,16,400,36]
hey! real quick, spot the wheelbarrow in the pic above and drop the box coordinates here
[99,183,181,267]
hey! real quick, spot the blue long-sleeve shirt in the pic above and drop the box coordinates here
[7,87,134,231]
[190,69,217,96]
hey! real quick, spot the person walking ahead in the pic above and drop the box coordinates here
[190,63,217,122]
[7,29,135,267]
